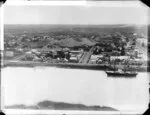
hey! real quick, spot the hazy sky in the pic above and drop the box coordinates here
[3,3,149,25]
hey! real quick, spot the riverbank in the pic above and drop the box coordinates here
[2,61,148,72]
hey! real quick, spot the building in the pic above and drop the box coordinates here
[110,56,130,61]
[69,56,78,63]
[90,55,103,60]
[4,51,14,57]
[136,38,147,47]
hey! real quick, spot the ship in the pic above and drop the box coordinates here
[105,70,138,77]
[105,57,138,77]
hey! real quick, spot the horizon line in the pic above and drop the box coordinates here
[4,24,148,26]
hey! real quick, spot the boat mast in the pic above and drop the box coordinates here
[114,59,116,72]
[113,51,117,72]
[129,57,133,73]
[123,59,128,73]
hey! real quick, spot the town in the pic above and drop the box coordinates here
[3,25,148,71]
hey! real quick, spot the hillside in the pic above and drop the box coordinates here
[57,37,82,47]
[4,24,147,49]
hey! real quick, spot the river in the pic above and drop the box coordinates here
[1,67,149,113]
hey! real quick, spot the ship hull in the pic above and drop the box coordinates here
[106,71,137,77]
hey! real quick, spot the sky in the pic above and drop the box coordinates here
[3,2,149,25]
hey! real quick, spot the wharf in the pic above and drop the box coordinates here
[2,61,148,72]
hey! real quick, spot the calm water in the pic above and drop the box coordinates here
[1,67,149,112]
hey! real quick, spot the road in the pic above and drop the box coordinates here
[79,52,91,64]
[136,44,147,55]
[79,47,94,64]
[136,44,148,63]
[12,54,27,60]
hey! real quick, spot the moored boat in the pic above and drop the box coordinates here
[105,70,137,77]
[106,57,138,77]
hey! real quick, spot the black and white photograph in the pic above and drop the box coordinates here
[0,0,150,114]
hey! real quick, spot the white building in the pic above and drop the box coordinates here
[136,38,147,47]
[90,55,103,60]
[110,56,130,60]
[5,51,14,57]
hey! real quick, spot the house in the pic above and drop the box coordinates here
[16,48,23,52]
[89,59,97,64]
[90,55,103,60]
[69,56,78,63]
[70,50,83,55]
[4,51,14,57]
[136,38,147,47]
[110,56,130,61]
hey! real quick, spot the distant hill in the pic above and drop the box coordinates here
[5,100,117,111]
[4,24,148,49]
[4,24,147,35]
